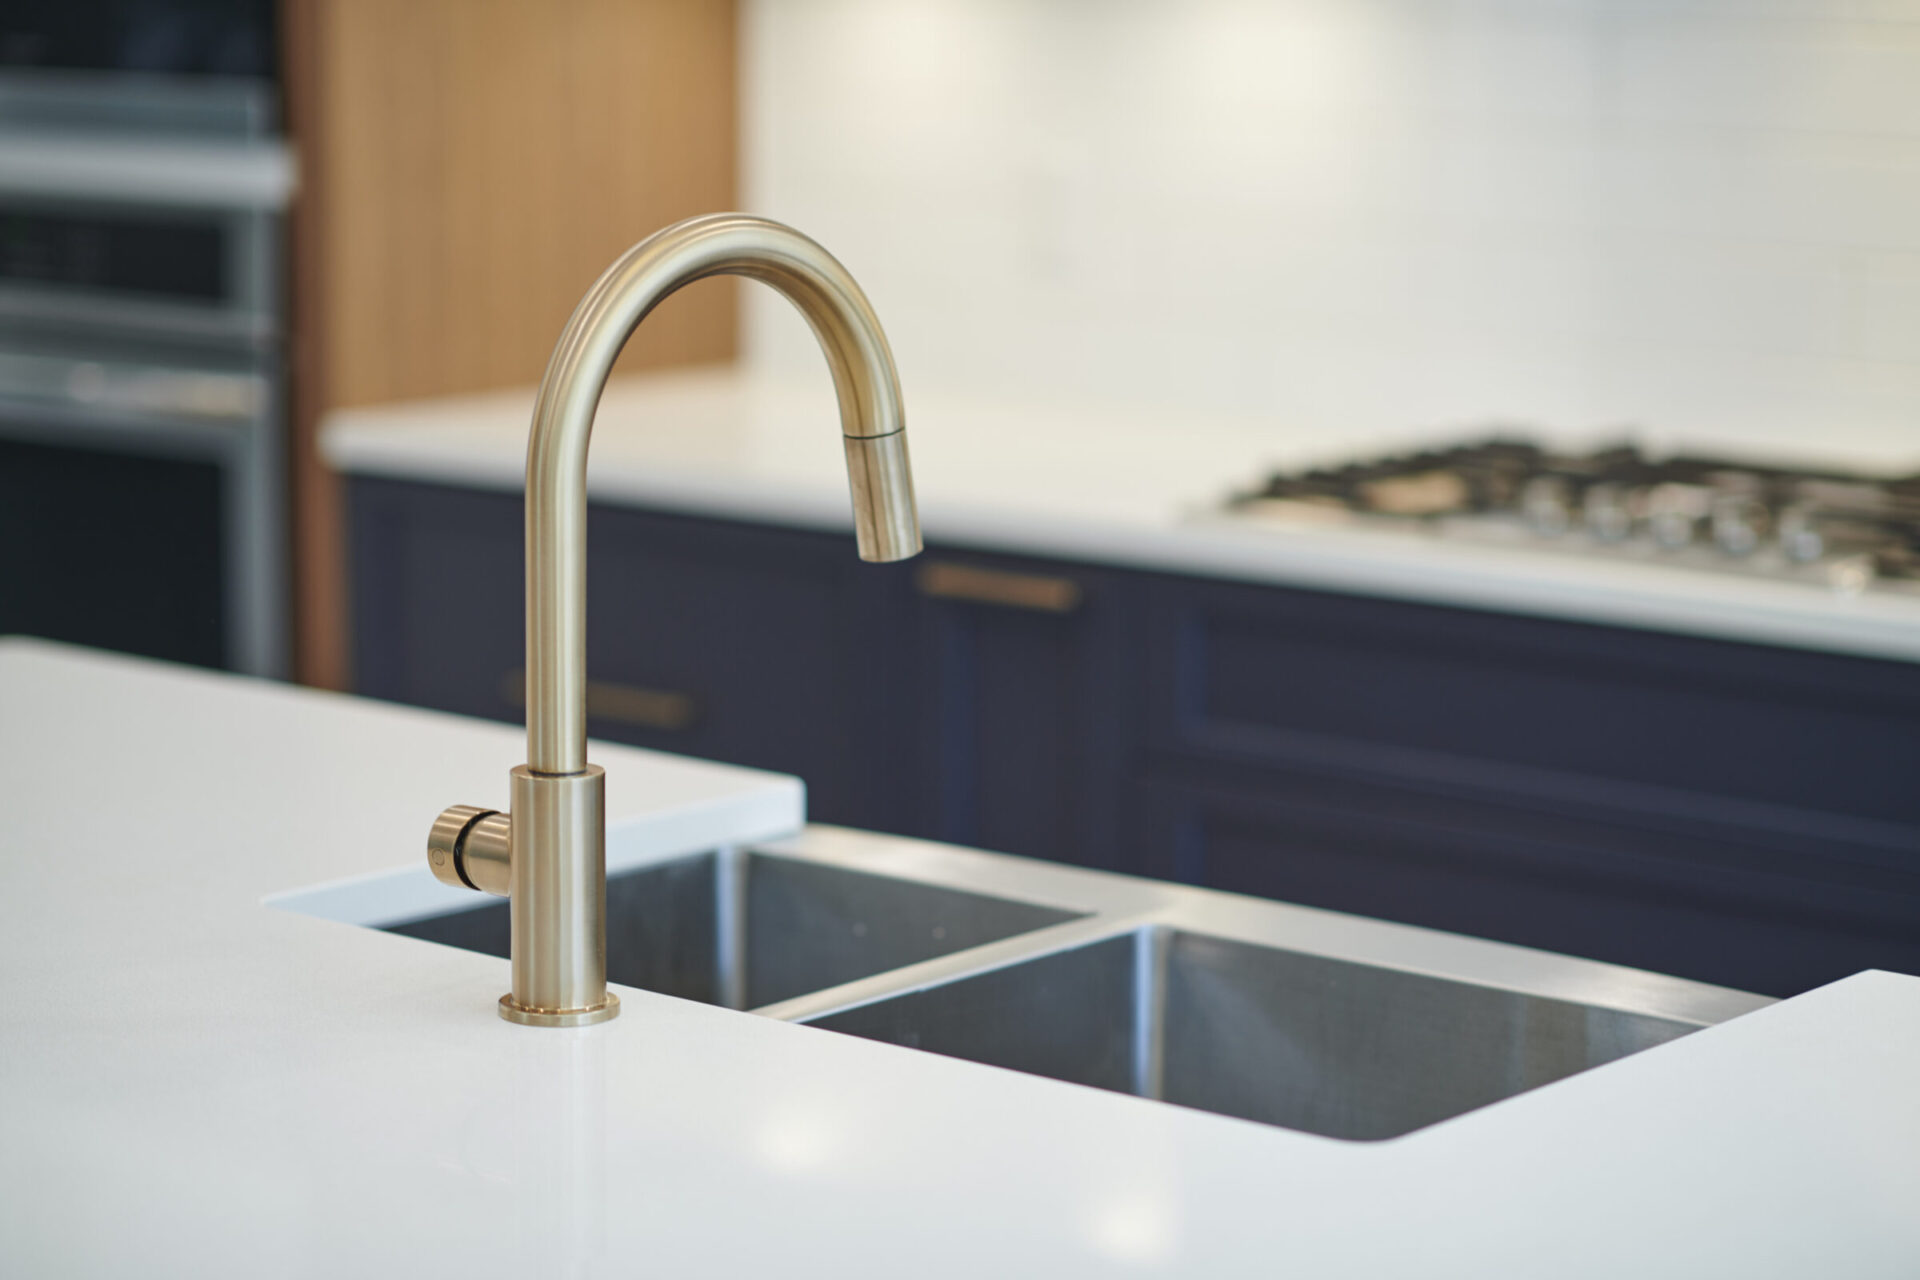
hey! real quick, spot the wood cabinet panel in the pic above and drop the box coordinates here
[285,0,739,688]
[304,0,737,407]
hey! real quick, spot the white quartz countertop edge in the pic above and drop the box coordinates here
[3,640,1918,1276]
[321,368,1920,666]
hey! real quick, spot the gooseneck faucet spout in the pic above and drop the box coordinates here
[426,214,922,1026]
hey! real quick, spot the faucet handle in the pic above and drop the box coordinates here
[427,804,512,896]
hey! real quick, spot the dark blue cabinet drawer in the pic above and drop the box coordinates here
[1134,574,1920,995]
[1142,574,1920,829]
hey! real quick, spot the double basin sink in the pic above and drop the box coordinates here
[388,825,1770,1141]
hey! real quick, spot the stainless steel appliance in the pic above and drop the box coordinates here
[0,6,290,675]
[1226,438,1920,598]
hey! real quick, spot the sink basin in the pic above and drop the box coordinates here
[356,825,1762,1137]
[805,926,1701,1140]
[386,848,1083,1010]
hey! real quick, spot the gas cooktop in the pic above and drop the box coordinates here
[1225,439,1920,597]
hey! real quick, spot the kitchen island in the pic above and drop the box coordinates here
[1,637,1915,1276]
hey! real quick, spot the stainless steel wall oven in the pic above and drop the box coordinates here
[0,8,290,675]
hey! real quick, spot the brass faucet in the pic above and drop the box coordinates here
[426,214,921,1025]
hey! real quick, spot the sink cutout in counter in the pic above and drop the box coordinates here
[806,926,1700,1141]
[385,848,1086,1011]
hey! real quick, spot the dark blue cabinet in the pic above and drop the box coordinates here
[902,554,1134,867]
[350,479,912,830]
[1140,573,1920,831]
[349,476,1920,996]
[1131,574,1920,995]
[1131,764,1920,997]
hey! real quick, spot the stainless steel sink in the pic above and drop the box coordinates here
[804,926,1700,1140]
[387,847,1085,1010]
[376,824,1771,1139]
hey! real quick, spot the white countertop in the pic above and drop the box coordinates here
[321,366,1920,664]
[2,638,1917,1276]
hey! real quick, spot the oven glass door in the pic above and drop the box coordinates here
[0,428,228,668]
[0,342,279,674]
[0,195,275,344]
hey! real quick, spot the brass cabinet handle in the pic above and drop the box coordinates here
[501,669,698,733]
[914,561,1083,614]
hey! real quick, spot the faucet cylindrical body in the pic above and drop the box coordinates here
[502,765,612,1025]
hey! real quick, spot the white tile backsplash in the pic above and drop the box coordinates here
[742,0,1920,457]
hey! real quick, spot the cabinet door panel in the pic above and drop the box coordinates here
[1144,575,1920,828]
[908,553,1133,868]
[348,479,909,829]
[1135,768,1920,997]
[582,502,911,826]
[349,479,523,723]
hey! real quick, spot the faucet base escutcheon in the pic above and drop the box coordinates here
[499,991,621,1028]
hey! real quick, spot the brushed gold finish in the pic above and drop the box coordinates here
[461,812,512,897]
[498,992,622,1027]
[506,765,612,1022]
[424,214,922,1026]
[500,669,698,733]
[427,805,489,890]
[914,561,1084,614]
[844,431,920,562]
[428,806,513,895]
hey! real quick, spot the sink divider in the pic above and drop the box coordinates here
[750,912,1143,1025]
[713,845,749,1011]
[1131,925,1169,1102]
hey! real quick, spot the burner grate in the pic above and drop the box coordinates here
[1229,439,1920,592]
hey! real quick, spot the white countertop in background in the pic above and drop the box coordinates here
[322,367,1920,664]
[2,639,1917,1276]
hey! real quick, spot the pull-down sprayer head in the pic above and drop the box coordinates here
[842,429,920,563]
